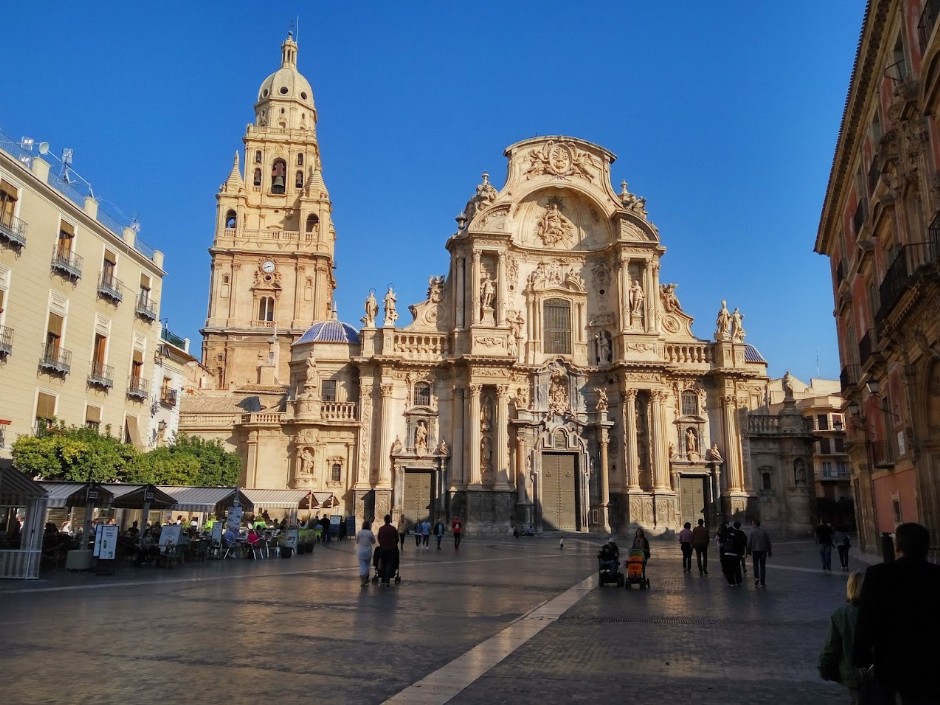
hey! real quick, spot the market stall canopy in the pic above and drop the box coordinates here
[242,488,310,510]
[0,466,47,506]
[158,486,252,512]
[300,491,339,510]
[106,484,177,510]
[41,482,115,508]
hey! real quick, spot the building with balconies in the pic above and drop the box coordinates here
[815,0,940,554]
[0,128,166,454]
[147,324,203,449]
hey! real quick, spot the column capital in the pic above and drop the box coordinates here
[496,384,509,398]
[623,388,638,401]
[469,383,482,397]
[380,383,394,398]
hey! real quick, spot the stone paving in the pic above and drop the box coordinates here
[0,535,868,704]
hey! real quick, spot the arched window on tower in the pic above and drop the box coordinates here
[254,151,262,164]
[297,153,304,166]
[258,296,275,323]
[543,298,571,355]
[224,210,237,229]
[253,168,262,186]
[295,170,304,189]
[305,214,319,234]
[271,159,286,194]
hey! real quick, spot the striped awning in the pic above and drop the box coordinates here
[0,467,47,506]
[242,488,311,510]
[158,486,252,512]
[40,482,115,508]
[106,484,177,510]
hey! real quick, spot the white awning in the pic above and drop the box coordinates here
[242,488,311,510]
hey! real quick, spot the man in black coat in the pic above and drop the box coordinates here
[853,522,940,703]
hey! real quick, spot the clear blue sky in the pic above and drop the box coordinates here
[2,2,865,381]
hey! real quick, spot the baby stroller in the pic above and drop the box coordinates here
[624,547,650,590]
[371,546,401,585]
[598,556,625,587]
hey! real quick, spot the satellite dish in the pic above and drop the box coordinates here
[38,142,49,155]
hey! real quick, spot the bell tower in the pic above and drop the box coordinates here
[201,33,336,389]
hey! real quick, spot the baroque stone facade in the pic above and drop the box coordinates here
[183,35,794,535]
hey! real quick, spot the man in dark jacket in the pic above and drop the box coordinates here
[853,522,940,703]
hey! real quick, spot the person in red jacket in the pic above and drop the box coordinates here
[451,516,463,550]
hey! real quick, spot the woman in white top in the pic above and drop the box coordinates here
[356,520,376,586]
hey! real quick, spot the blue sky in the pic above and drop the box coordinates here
[1,2,865,381]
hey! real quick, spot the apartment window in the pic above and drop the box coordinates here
[835,437,846,453]
[85,405,101,430]
[102,250,116,280]
[543,298,571,354]
[817,414,829,430]
[36,392,56,429]
[131,350,144,385]
[837,461,849,476]
[0,179,17,224]
[823,461,833,477]
[818,438,831,454]
[139,275,151,305]
[681,391,698,416]
[892,496,902,524]
[331,463,341,483]
[321,380,337,402]
[93,333,107,366]
[45,312,64,356]
[57,221,75,256]
[257,296,275,322]
[271,159,286,194]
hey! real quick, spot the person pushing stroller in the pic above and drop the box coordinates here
[598,536,620,574]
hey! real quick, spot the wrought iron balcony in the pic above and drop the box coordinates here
[0,212,27,248]
[127,376,149,400]
[839,364,860,392]
[87,362,114,389]
[135,293,157,322]
[161,325,187,350]
[39,345,71,375]
[51,247,83,279]
[160,388,178,407]
[858,329,880,369]
[876,237,940,326]
[872,439,896,468]
[0,325,12,356]
[97,272,124,303]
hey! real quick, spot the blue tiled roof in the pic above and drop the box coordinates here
[294,320,360,345]
[744,343,767,364]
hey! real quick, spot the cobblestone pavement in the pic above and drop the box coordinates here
[0,535,868,704]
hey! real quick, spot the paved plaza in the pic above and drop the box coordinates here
[0,535,866,704]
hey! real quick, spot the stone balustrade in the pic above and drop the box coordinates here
[321,402,358,421]
[240,412,284,424]
[664,343,712,365]
[179,413,239,426]
[393,332,449,358]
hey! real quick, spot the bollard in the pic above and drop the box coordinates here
[881,532,895,562]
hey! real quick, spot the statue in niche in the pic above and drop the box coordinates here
[481,399,492,431]
[715,300,732,339]
[514,385,529,411]
[361,289,378,327]
[548,371,569,416]
[730,307,745,341]
[594,388,608,412]
[480,274,496,317]
[629,279,645,321]
[507,333,518,358]
[414,421,428,455]
[383,286,398,326]
[660,283,682,313]
[480,435,493,480]
[595,331,611,364]
[390,436,402,456]
[686,427,698,455]
[299,447,314,475]
[536,203,573,247]
[668,442,675,459]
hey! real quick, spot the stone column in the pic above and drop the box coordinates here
[471,251,481,324]
[721,393,744,491]
[651,390,670,489]
[468,384,482,486]
[618,254,630,331]
[451,385,465,490]
[455,257,465,329]
[378,383,394,487]
[495,385,510,489]
[515,435,528,503]
[292,262,303,327]
[624,389,640,489]
[496,253,506,326]
[598,426,611,532]
[650,261,661,333]
[355,376,374,489]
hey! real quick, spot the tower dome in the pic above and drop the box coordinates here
[254,32,317,131]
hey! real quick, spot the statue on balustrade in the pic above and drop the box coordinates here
[384,286,398,326]
[362,289,378,327]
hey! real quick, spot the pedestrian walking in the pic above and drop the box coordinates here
[747,519,772,586]
[433,518,445,549]
[632,527,650,577]
[691,518,709,575]
[451,516,463,550]
[355,520,376,586]
[678,522,693,573]
[721,522,744,586]
[415,518,423,548]
[396,514,407,551]
[376,514,399,586]
[854,522,940,703]
[816,520,834,570]
[834,525,851,571]
[817,571,867,702]
[421,518,431,548]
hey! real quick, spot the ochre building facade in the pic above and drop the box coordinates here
[184,35,791,535]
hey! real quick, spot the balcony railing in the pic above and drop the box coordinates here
[839,364,860,391]
[51,247,83,279]
[821,466,851,480]
[0,212,27,248]
[876,237,940,325]
[136,293,158,321]
[97,272,124,303]
[87,362,114,389]
[919,0,940,51]
[39,345,71,375]
[127,376,149,400]
[872,439,896,467]
[0,325,12,356]
[160,389,178,407]
[161,325,187,350]
[852,197,868,237]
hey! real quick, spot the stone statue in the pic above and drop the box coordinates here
[390,436,402,455]
[660,283,681,313]
[383,286,398,327]
[437,438,448,455]
[414,421,428,455]
[730,307,745,341]
[480,275,496,316]
[715,300,732,339]
[481,400,492,430]
[304,352,319,391]
[299,447,314,475]
[708,444,723,463]
[629,279,645,319]
[594,388,608,412]
[362,290,378,327]
[536,203,573,247]
[596,331,611,363]
[783,370,795,400]
[685,427,698,455]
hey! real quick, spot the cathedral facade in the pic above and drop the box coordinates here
[183,35,776,535]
